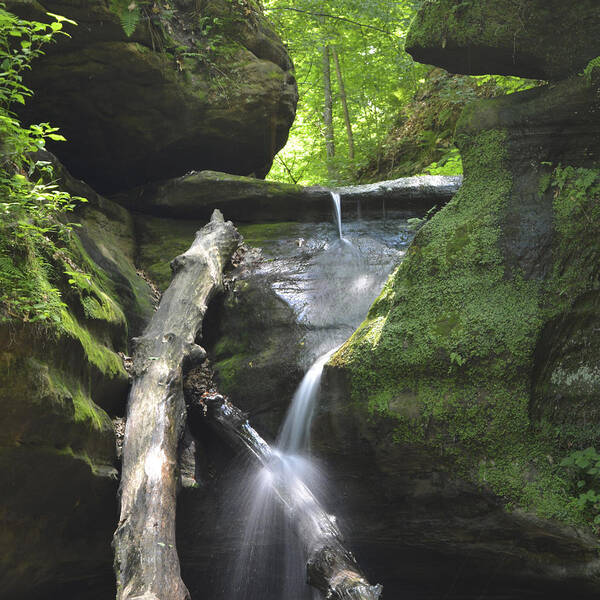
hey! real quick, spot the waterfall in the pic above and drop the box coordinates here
[331,191,343,239]
[226,351,339,600]
[208,393,381,600]
[221,199,392,600]
[277,347,337,453]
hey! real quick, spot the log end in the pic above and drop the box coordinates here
[210,208,225,223]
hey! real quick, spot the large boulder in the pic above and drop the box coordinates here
[313,3,600,593]
[406,0,600,80]
[8,0,298,193]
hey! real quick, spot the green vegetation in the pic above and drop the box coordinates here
[0,4,128,385]
[0,5,80,323]
[264,0,538,185]
[265,0,427,185]
[561,448,600,526]
[110,0,143,36]
[109,0,261,88]
[583,56,600,82]
[359,69,537,180]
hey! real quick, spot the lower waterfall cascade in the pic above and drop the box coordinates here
[216,194,410,600]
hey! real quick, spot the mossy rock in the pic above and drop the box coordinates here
[117,169,460,221]
[134,214,204,291]
[0,154,153,597]
[406,0,600,80]
[42,151,156,334]
[0,317,123,598]
[117,170,329,222]
[7,0,298,193]
[313,74,600,589]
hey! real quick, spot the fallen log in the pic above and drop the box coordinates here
[113,210,241,600]
[200,393,383,600]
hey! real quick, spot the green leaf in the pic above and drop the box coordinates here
[46,12,78,26]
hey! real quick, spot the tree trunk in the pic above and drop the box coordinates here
[113,210,241,600]
[198,393,383,600]
[322,42,336,179]
[331,46,355,161]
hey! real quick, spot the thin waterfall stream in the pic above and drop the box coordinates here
[331,191,343,240]
[213,194,414,599]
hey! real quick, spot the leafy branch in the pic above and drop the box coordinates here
[0,5,85,323]
[264,6,400,38]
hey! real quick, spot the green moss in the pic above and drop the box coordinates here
[135,215,202,290]
[583,56,600,83]
[214,354,252,393]
[549,165,600,307]
[333,130,600,527]
[57,308,126,379]
[237,222,300,247]
[406,0,596,80]
[0,350,115,463]
[43,366,113,434]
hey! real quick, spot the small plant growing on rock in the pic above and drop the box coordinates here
[561,448,600,526]
[110,0,142,37]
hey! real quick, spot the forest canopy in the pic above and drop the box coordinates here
[264,0,537,186]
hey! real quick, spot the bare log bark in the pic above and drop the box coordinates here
[113,210,241,600]
[200,394,383,600]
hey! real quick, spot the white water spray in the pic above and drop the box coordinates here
[278,348,337,453]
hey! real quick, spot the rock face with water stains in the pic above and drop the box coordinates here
[8,0,298,193]
[114,170,461,220]
[312,1,600,598]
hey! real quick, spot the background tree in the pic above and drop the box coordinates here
[263,0,539,186]
[264,0,425,185]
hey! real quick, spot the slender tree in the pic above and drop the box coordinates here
[331,46,355,160]
[264,0,425,184]
[321,42,336,178]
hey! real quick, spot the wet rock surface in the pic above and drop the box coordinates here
[177,213,416,598]
[206,217,416,436]
[115,170,462,221]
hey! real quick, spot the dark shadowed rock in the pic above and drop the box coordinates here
[8,0,298,193]
[406,0,600,80]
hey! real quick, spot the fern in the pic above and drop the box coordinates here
[110,0,141,37]
[0,256,22,283]
[583,56,600,84]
